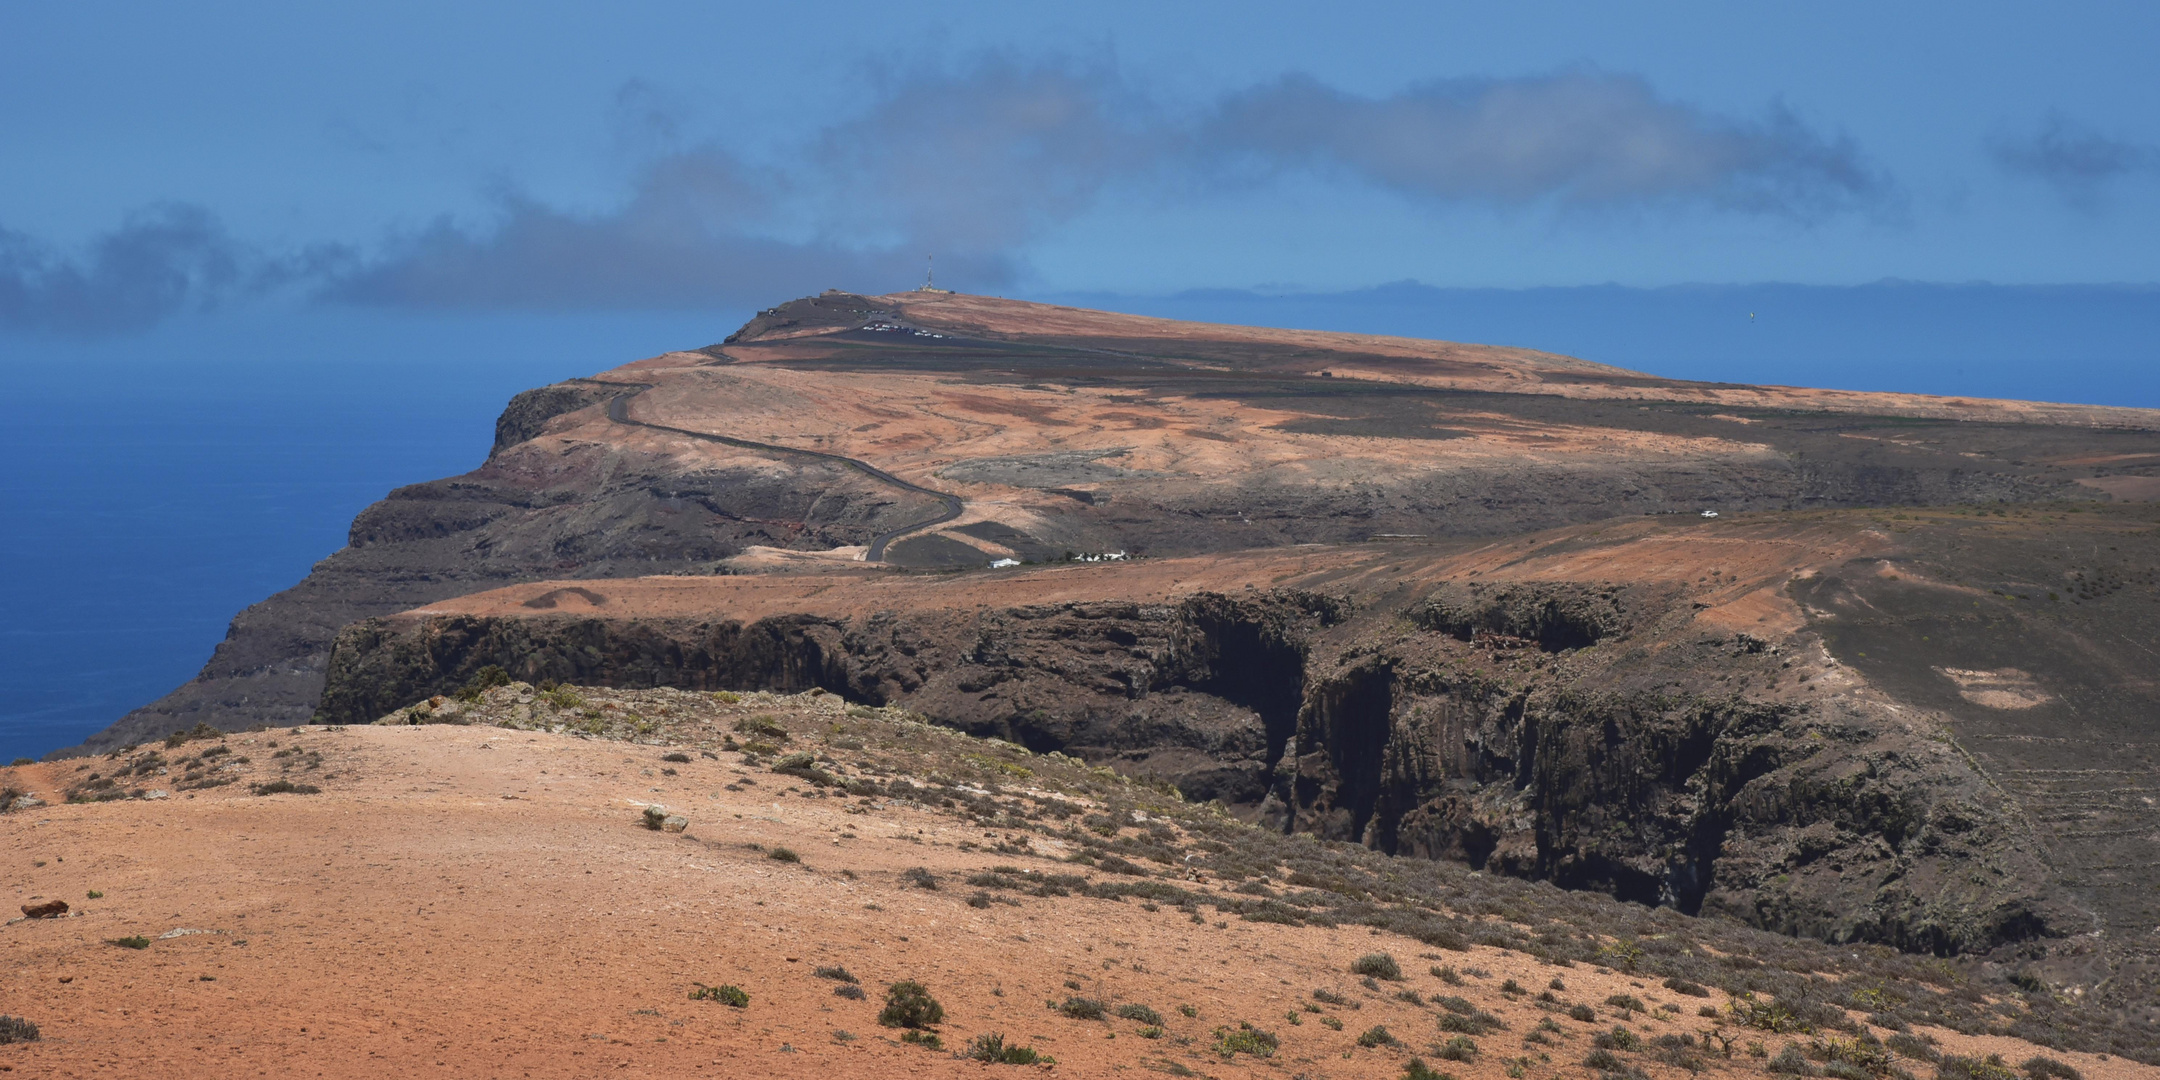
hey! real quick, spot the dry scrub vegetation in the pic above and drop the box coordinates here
[375,680,2159,1072]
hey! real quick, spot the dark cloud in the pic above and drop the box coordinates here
[808,57,1164,252]
[1199,72,1887,217]
[0,205,257,335]
[11,62,1898,330]
[1989,112,2158,209]
[326,151,1015,308]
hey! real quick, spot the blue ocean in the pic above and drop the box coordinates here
[3,284,2155,762]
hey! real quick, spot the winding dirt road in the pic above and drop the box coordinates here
[601,385,963,562]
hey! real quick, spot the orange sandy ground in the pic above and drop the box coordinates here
[3,726,2149,1080]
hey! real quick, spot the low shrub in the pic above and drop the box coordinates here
[1357,1025,1400,1048]
[813,965,858,983]
[689,983,749,1007]
[1437,1035,1478,1061]
[1432,964,1464,985]
[1439,1010,1506,1035]
[2020,1057,2080,1080]
[1604,994,1646,1014]
[1769,1044,1815,1075]
[1936,1055,2019,1080]
[879,981,944,1029]
[1403,1058,1454,1080]
[902,866,939,890]
[766,847,800,863]
[1594,1027,1642,1051]
[0,1015,39,1044]
[250,780,321,796]
[1353,952,1403,981]
[661,752,691,763]
[1313,988,1354,1007]
[1729,993,1809,1034]
[1215,1022,1278,1058]
[833,984,866,1000]
[1883,1032,1935,1058]
[1058,997,1106,1020]
[1663,977,1710,997]
[1569,1004,1597,1022]
[1115,1003,1163,1025]
[1587,1049,1628,1073]
[966,1032,1045,1065]
[735,714,789,739]
[109,936,150,950]
[900,1029,943,1050]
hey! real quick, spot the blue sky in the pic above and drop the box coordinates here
[4,0,2158,328]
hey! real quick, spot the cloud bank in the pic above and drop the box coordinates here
[0,205,260,334]
[1990,112,2159,209]
[1202,72,1885,216]
[5,61,1896,334]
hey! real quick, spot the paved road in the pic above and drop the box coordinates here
[599,384,963,562]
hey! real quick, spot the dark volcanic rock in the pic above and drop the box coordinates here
[315,551,2090,956]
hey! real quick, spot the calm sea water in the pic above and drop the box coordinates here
[0,308,742,762]
[2,285,2153,762]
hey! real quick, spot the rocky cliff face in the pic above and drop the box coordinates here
[314,521,2107,958]
[80,378,933,754]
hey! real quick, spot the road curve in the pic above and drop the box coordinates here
[598,383,963,562]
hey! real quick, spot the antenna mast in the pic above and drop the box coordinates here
[914,254,950,293]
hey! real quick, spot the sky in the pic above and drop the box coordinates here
[3,0,2159,327]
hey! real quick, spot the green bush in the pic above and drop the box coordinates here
[966,1032,1046,1065]
[1593,1027,1641,1051]
[767,847,800,863]
[689,983,749,1007]
[1058,996,1106,1020]
[1662,976,1710,997]
[900,1029,943,1050]
[879,981,944,1029]
[1886,1033,1939,1062]
[813,965,858,984]
[1586,1048,1629,1073]
[1937,1055,2019,1080]
[1437,1035,1478,1061]
[2021,1057,2080,1080]
[1568,1004,1597,1022]
[456,665,512,702]
[109,936,150,950]
[1769,1044,1814,1075]
[1403,1058,1454,1080]
[1115,1003,1163,1025]
[1352,952,1403,981]
[1357,1025,1400,1048]
[0,1015,38,1044]
[1215,1023,1278,1058]
[250,779,321,796]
